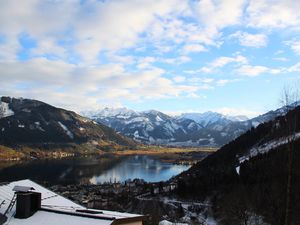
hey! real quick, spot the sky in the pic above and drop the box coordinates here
[1,0,300,118]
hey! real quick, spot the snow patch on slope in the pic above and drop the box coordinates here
[58,122,74,139]
[0,101,14,118]
[239,132,300,164]
[34,121,45,131]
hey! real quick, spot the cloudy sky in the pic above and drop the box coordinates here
[1,0,300,117]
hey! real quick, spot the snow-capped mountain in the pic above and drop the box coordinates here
[180,111,249,126]
[180,111,234,127]
[88,108,208,146]
[82,107,138,120]
[83,108,248,146]
[84,104,300,147]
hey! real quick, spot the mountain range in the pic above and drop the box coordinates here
[0,96,135,154]
[82,105,293,147]
[1,95,297,151]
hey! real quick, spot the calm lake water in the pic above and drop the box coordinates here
[0,155,190,185]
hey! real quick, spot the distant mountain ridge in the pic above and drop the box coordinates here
[83,108,205,146]
[179,111,248,126]
[0,96,135,151]
[82,104,299,147]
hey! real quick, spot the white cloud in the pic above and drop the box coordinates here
[216,79,230,86]
[236,65,281,77]
[200,54,248,73]
[199,67,213,74]
[0,0,192,63]
[231,31,268,47]
[107,54,136,65]
[173,76,186,83]
[211,55,248,67]
[195,0,245,29]
[160,55,191,64]
[188,77,214,84]
[285,40,300,55]
[0,57,200,112]
[31,38,66,58]
[201,78,214,83]
[137,57,156,69]
[288,62,300,72]
[0,0,299,113]
[246,0,300,29]
[273,57,289,62]
[183,43,206,53]
[0,38,19,60]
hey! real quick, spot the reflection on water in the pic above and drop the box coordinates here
[0,155,190,185]
[90,155,190,183]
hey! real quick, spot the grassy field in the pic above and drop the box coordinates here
[114,145,218,155]
[0,145,25,161]
[0,143,218,162]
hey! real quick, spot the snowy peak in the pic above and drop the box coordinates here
[85,108,254,147]
[87,108,209,146]
[180,111,231,127]
[83,107,138,119]
[141,110,172,122]
[83,104,300,147]
[101,107,138,117]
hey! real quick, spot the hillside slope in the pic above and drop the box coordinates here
[175,106,300,225]
[0,97,135,152]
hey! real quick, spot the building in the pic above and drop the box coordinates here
[0,179,145,225]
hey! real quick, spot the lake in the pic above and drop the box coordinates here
[0,155,191,185]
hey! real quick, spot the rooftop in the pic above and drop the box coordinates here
[0,179,144,225]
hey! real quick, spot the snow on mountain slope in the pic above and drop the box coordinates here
[83,108,245,147]
[0,100,14,118]
[82,103,299,147]
[180,112,229,127]
[83,108,211,146]
[82,107,138,119]
[239,132,300,164]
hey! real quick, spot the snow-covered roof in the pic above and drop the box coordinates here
[0,179,144,225]
[12,186,35,193]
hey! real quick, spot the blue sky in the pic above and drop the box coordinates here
[1,0,300,118]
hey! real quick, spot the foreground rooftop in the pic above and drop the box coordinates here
[0,179,144,225]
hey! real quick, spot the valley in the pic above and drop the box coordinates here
[1,96,300,225]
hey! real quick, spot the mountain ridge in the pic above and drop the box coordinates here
[83,105,296,147]
[0,96,136,154]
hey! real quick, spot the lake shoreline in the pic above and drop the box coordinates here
[0,145,218,162]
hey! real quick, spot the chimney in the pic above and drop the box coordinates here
[13,186,41,219]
